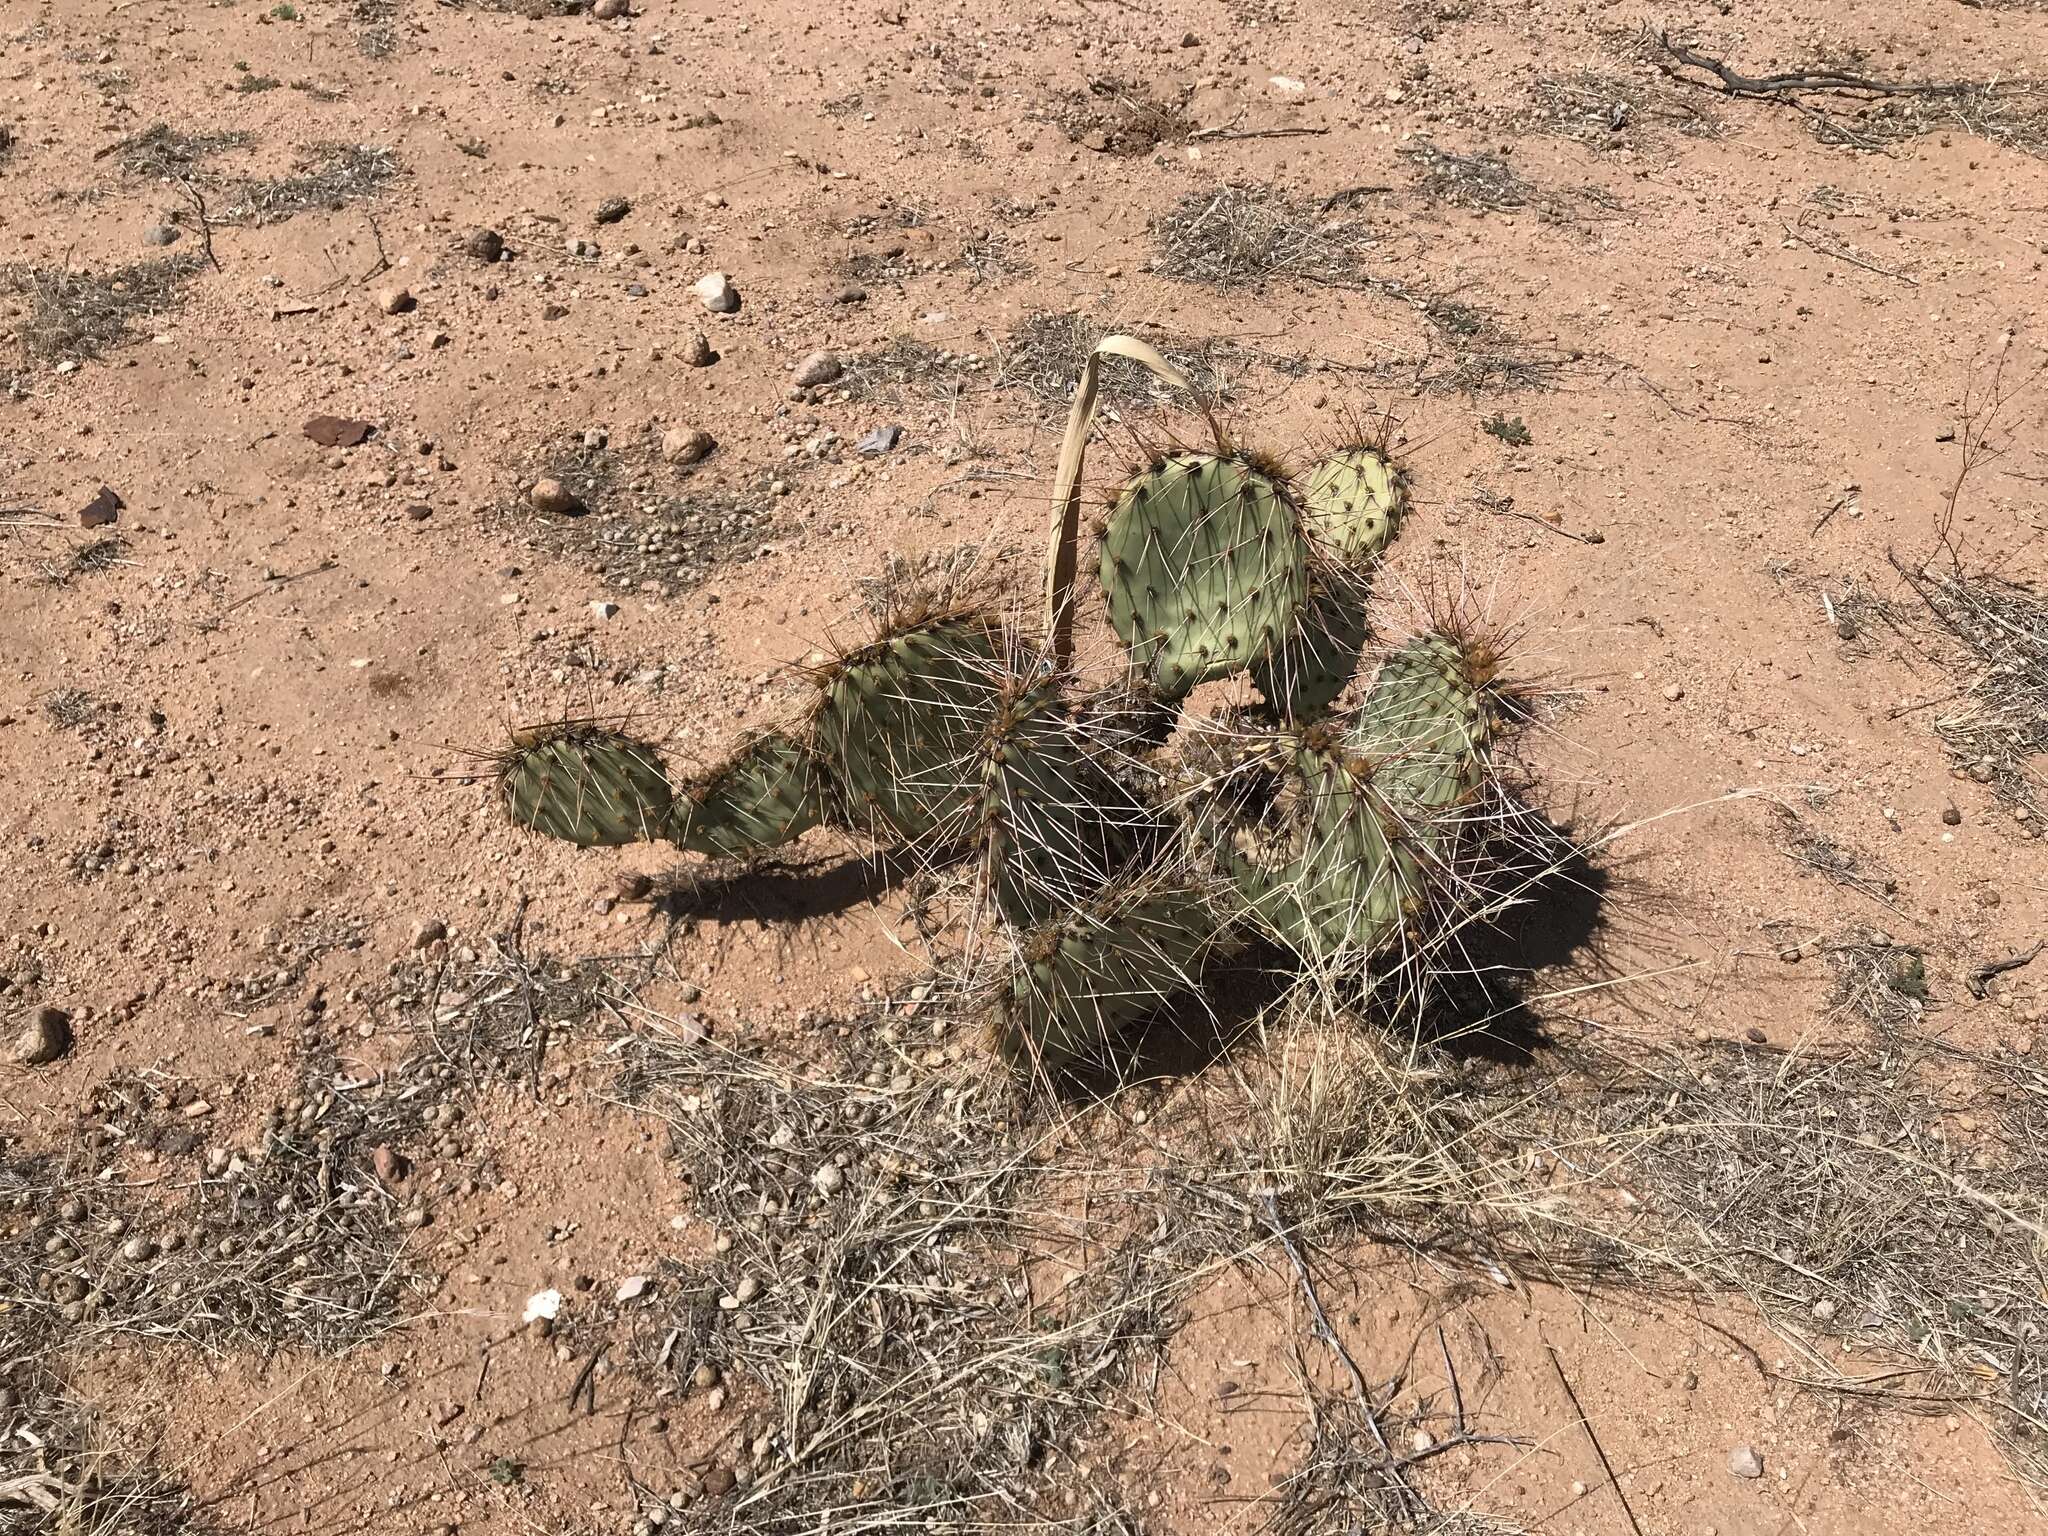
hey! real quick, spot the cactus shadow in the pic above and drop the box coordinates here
[1411,814,1612,1066]
[648,846,924,925]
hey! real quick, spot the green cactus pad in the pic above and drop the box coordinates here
[974,679,1137,927]
[1248,572,1372,723]
[1301,447,1406,565]
[1099,453,1307,701]
[995,882,1221,1081]
[670,731,829,857]
[498,722,675,848]
[813,615,1002,842]
[1348,631,1493,808]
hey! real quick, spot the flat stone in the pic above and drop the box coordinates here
[1728,1444,1763,1480]
[12,1007,71,1066]
[661,427,715,465]
[792,350,843,388]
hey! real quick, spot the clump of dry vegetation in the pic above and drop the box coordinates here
[108,122,252,181]
[1151,185,1378,288]
[7,257,203,361]
[220,142,401,225]
[993,312,1266,410]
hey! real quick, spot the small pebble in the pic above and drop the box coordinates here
[12,1007,71,1067]
[141,224,181,247]
[529,478,582,515]
[680,331,715,367]
[1728,1444,1763,1480]
[594,195,632,224]
[464,227,505,262]
[693,1361,721,1389]
[692,272,740,313]
[792,350,843,388]
[661,427,715,465]
[1661,682,1684,702]
[593,0,629,15]
[411,917,448,949]
[376,286,415,316]
[812,1162,845,1194]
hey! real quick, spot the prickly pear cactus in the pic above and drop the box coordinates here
[1349,631,1495,808]
[498,722,675,848]
[670,731,830,858]
[1301,447,1405,565]
[812,614,1001,841]
[1248,572,1372,722]
[973,674,1140,928]
[995,881,1221,1080]
[1099,453,1307,701]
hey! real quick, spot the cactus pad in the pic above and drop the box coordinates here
[995,882,1221,1081]
[1302,447,1406,565]
[1099,453,1306,700]
[1348,631,1495,808]
[813,615,1001,841]
[670,731,830,857]
[498,722,675,848]
[1249,572,1372,722]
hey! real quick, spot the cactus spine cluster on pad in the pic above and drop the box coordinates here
[1098,453,1306,701]
[485,336,1528,1089]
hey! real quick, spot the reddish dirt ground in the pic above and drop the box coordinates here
[3,0,2046,1532]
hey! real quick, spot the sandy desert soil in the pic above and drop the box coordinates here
[3,0,2047,1533]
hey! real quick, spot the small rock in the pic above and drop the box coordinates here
[1410,1428,1434,1454]
[1728,1444,1763,1479]
[376,286,415,316]
[1942,806,1962,826]
[1660,683,1684,702]
[12,1007,72,1067]
[734,1275,761,1303]
[595,195,632,224]
[566,237,600,259]
[372,1144,410,1183]
[691,271,740,314]
[141,224,181,247]
[618,872,654,902]
[700,1467,736,1497]
[405,503,433,521]
[463,227,505,262]
[676,981,702,1003]
[680,331,715,367]
[593,0,629,15]
[832,284,866,305]
[529,477,582,515]
[692,1361,721,1389]
[1181,29,1201,45]
[410,917,448,950]
[304,415,375,448]
[121,1236,157,1262]
[792,350,843,388]
[812,1162,845,1194]
[591,600,620,621]
[856,424,901,456]
[661,427,715,465]
[616,1274,651,1302]
[79,485,123,528]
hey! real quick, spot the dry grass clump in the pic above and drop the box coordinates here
[605,1029,1168,1533]
[1894,563,2048,823]
[1521,71,1722,147]
[838,336,981,403]
[1151,185,1378,288]
[1823,930,1929,1035]
[993,312,1256,411]
[221,142,401,225]
[1399,139,1623,222]
[109,122,252,181]
[8,258,203,362]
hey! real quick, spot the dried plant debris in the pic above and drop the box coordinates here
[1896,564,2048,822]
[107,122,252,181]
[220,142,400,225]
[1399,138,1622,221]
[838,336,982,402]
[351,0,398,55]
[1152,185,1378,288]
[7,257,203,361]
[1646,31,2048,157]
[1824,930,1929,1035]
[993,312,1270,410]
[1050,76,1193,156]
[605,1030,1178,1534]
[1521,70,1722,148]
